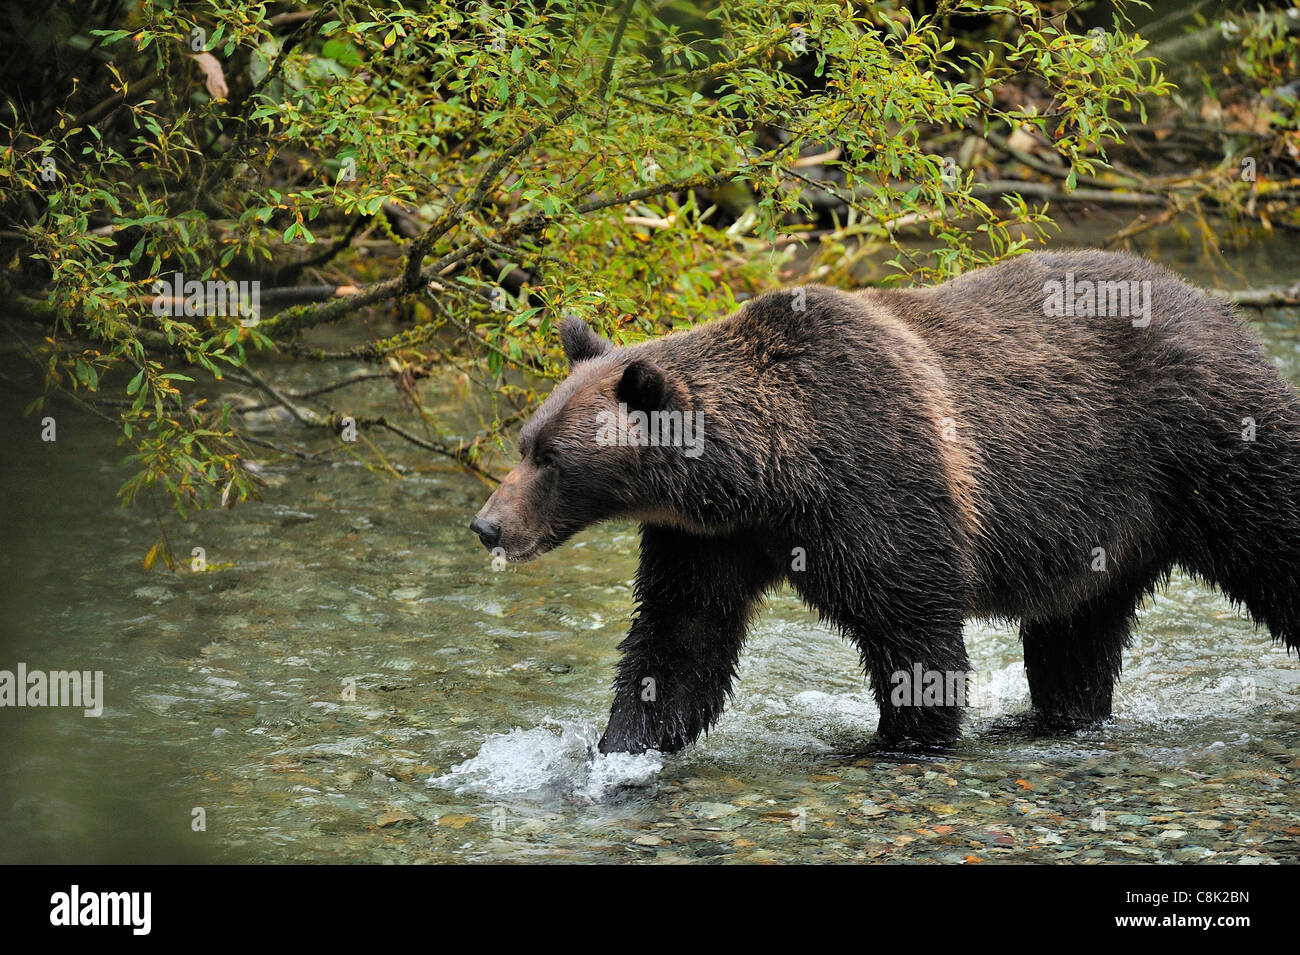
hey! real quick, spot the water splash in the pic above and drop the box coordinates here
[429,719,664,802]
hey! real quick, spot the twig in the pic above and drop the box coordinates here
[275,215,370,284]
[268,9,328,29]
[402,101,578,288]
[622,30,792,90]
[979,125,1147,191]
[225,369,413,413]
[1209,284,1300,308]
[239,363,326,427]
[972,180,1167,206]
[599,0,637,97]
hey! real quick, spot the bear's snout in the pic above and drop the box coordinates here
[469,515,501,549]
[469,460,559,561]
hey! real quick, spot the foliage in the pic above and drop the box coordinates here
[3,0,1277,517]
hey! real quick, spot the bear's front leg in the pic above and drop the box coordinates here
[597,526,779,755]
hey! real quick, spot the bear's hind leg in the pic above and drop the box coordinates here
[597,526,781,755]
[1180,544,1300,654]
[1019,575,1158,723]
[859,621,971,747]
[1170,376,1300,652]
[792,515,975,748]
[1176,487,1300,655]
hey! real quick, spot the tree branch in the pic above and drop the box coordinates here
[402,101,578,289]
[622,29,793,90]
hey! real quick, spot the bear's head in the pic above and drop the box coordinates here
[469,316,698,561]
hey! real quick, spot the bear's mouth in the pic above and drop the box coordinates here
[507,538,555,562]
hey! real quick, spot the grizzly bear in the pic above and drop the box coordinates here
[469,250,1300,755]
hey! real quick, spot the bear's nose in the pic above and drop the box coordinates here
[469,515,502,549]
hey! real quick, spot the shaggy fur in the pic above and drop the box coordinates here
[470,249,1300,754]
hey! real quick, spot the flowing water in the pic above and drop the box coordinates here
[2,229,1298,863]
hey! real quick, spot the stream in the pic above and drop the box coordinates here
[2,226,1298,863]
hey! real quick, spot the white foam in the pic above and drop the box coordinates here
[788,689,878,726]
[967,661,1030,718]
[429,720,664,801]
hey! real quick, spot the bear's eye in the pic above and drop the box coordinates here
[534,447,558,468]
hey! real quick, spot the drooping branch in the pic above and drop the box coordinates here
[401,101,579,290]
[622,29,793,90]
[251,162,755,341]
[599,0,637,98]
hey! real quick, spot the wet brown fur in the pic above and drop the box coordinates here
[471,249,1300,753]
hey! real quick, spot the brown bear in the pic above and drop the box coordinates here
[469,249,1300,754]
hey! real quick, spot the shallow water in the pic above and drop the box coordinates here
[2,231,1298,863]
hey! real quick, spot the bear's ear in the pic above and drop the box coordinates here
[560,315,612,366]
[616,358,670,412]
